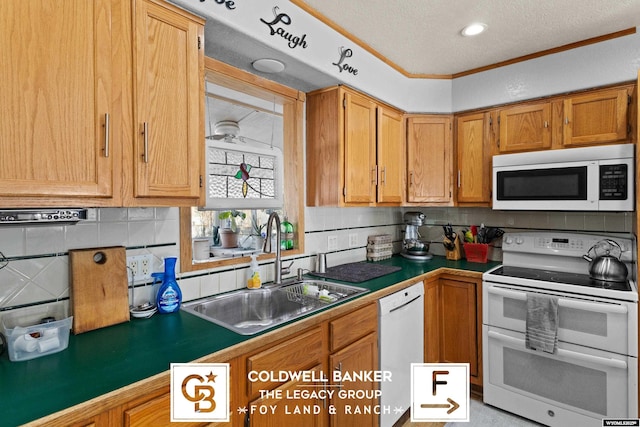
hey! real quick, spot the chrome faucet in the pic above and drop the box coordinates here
[264,212,292,285]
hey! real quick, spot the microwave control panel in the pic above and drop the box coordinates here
[600,164,627,200]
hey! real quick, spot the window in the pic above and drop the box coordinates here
[179,57,305,273]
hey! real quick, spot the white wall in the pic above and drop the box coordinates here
[452,32,640,112]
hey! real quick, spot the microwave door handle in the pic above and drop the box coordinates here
[487,330,628,369]
[588,162,599,206]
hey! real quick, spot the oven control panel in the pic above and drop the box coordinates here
[502,232,634,260]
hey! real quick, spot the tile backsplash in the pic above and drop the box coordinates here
[0,206,634,317]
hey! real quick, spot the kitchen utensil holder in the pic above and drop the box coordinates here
[445,235,462,260]
[464,243,489,263]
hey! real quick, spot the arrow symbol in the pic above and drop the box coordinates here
[421,397,460,414]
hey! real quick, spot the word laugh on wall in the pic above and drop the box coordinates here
[260,6,309,49]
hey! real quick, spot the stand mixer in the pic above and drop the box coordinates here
[401,211,432,261]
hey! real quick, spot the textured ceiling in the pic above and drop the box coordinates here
[297,0,640,76]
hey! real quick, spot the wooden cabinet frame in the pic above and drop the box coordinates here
[306,85,405,207]
[179,57,306,273]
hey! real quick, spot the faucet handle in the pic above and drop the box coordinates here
[281,260,294,275]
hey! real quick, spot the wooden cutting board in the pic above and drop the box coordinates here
[69,246,130,334]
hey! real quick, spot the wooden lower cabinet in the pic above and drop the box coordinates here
[122,393,209,427]
[66,413,110,427]
[248,364,324,427]
[424,277,441,363]
[424,275,482,386]
[240,303,378,427]
[329,332,378,427]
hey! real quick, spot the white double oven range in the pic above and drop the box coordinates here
[483,232,638,427]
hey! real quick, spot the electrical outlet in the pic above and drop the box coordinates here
[349,233,358,248]
[327,235,338,251]
[127,254,153,282]
[139,254,153,279]
[127,257,138,276]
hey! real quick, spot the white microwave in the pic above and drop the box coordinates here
[492,144,634,211]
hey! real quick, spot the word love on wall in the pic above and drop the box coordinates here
[332,46,359,76]
[260,6,309,50]
[199,0,236,10]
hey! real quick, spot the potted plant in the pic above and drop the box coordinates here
[218,210,246,248]
[249,211,266,250]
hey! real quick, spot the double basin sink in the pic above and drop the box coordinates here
[181,280,369,335]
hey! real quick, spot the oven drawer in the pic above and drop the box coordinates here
[483,325,637,425]
[483,283,636,356]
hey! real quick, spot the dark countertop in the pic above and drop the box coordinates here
[0,255,499,426]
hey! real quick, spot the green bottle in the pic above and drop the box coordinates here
[281,218,294,250]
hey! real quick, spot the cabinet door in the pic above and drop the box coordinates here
[424,278,440,363]
[456,112,491,203]
[123,393,210,427]
[376,106,405,204]
[0,0,114,198]
[563,88,629,147]
[134,0,202,199]
[330,333,379,427]
[440,278,480,381]
[498,103,551,153]
[406,116,452,203]
[343,91,377,204]
[248,364,325,427]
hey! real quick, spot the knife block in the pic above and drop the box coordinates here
[445,235,462,260]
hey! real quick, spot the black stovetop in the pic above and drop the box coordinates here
[489,265,632,292]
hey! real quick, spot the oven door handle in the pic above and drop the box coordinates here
[488,330,628,369]
[487,286,526,300]
[488,286,628,314]
[558,298,627,314]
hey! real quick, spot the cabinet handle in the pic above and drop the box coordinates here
[103,113,110,158]
[409,171,414,186]
[544,121,548,128]
[381,166,386,185]
[565,117,569,125]
[371,167,377,185]
[142,122,149,163]
[335,362,342,388]
[457,170,461,188]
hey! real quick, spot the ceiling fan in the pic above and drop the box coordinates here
[205,95,275,147]
[206,117,277,147]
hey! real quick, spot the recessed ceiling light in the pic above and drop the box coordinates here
[461,23,487,37]
[252,58,286,73]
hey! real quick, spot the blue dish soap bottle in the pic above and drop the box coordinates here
[156,257,182,314]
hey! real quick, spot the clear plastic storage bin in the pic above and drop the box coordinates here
[1,303,72,362]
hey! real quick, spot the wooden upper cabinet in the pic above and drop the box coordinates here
[343,91,377,204]
[406,115,453,204]
[0,0,115,201]
[306,86,404,206]
[376,106,405,204]
[498,102,552,153]
[563,88,629,147]
[133,0,202,200]
[456,112,491,204]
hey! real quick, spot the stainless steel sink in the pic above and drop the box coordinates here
[181,280,368,335]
